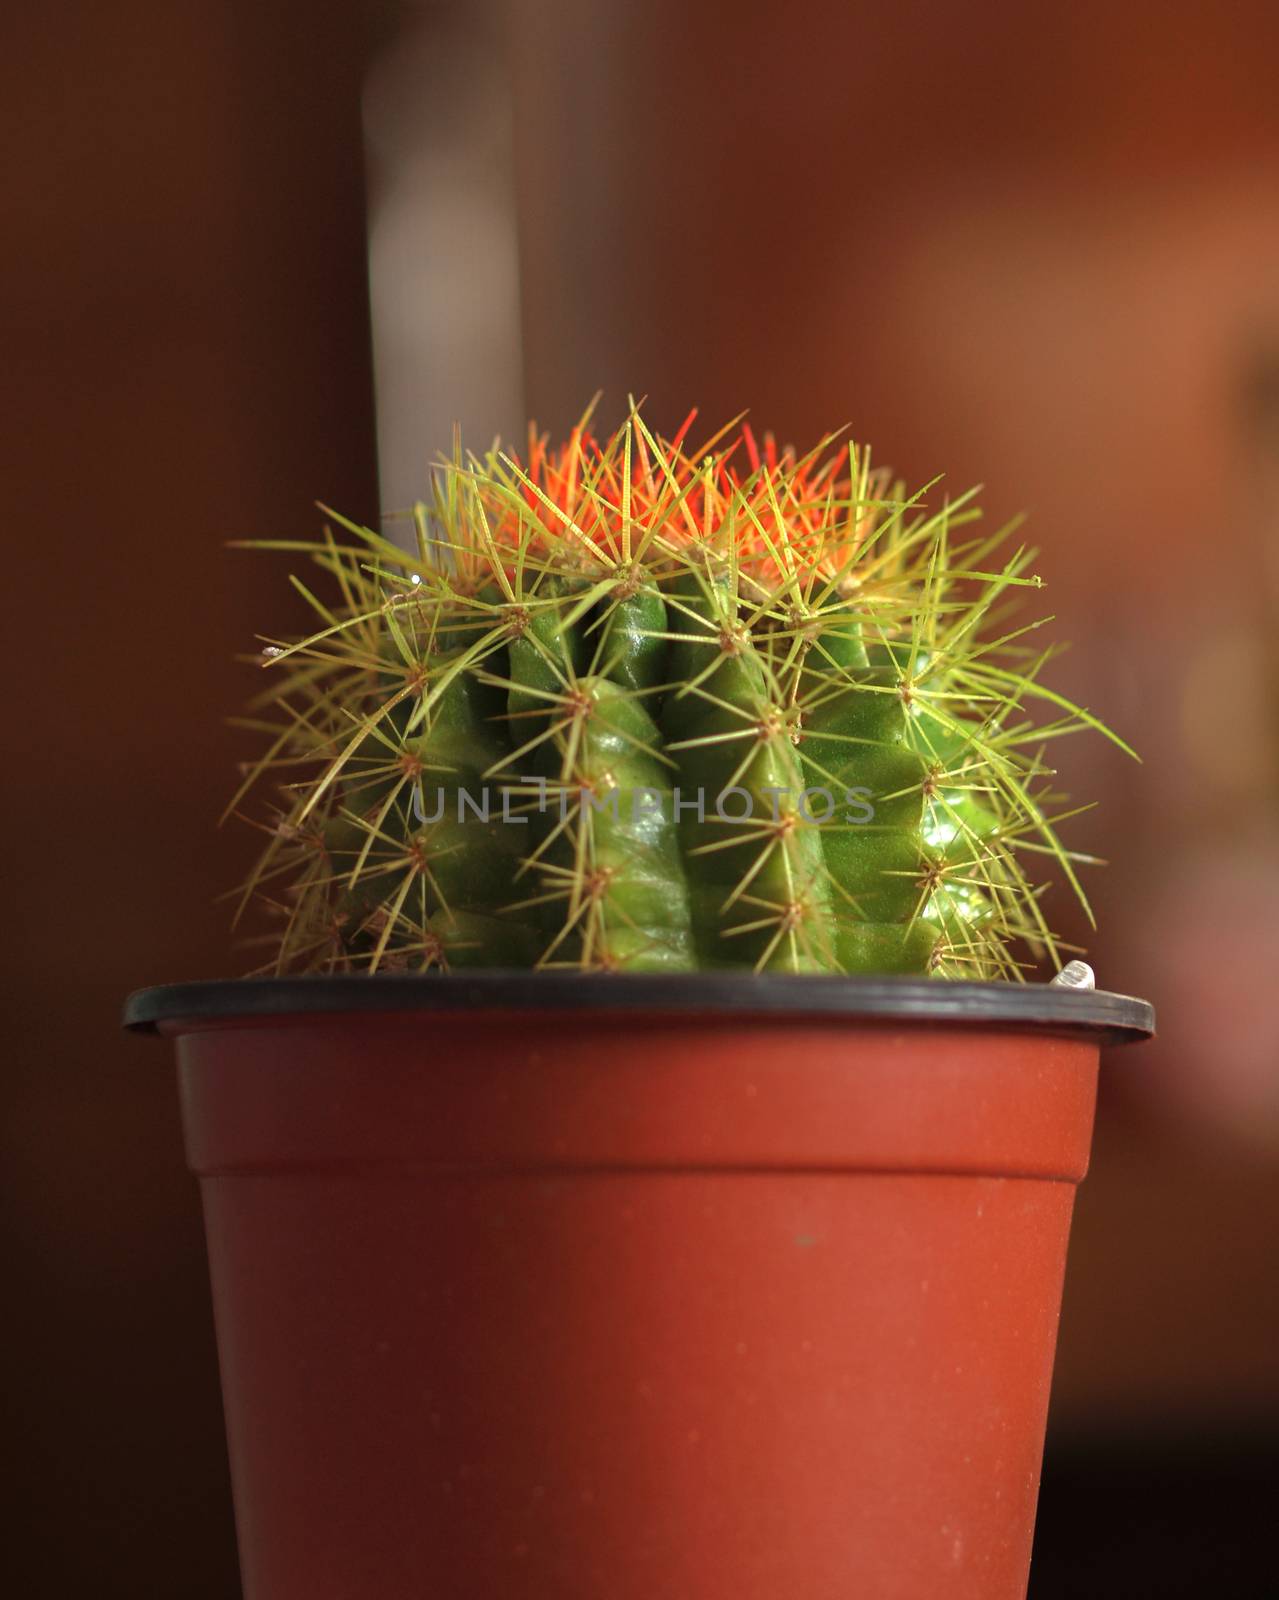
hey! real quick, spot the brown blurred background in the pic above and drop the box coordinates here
[3,1,1277,1593]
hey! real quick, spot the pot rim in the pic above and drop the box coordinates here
[124,972,1154,1044]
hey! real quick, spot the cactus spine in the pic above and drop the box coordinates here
[230,406,1131,978]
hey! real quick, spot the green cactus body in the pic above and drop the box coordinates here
[800,664,937,974]
[594,578,669,693]
[334,620,542,969]
[499,570,694,969]
[233,413,1132,978]
[413,665,543,971]
[657,571,835,971]
[539,674,695,971]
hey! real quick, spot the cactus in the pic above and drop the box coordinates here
[228,405,1132,978]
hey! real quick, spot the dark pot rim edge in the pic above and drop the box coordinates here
[123,973,1155,1044]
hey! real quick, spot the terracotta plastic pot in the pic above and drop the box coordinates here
[126,973,1152,1600]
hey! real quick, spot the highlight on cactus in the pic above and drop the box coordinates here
[226,402,1134,980]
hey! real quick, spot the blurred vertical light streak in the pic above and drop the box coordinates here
[363,0,524,524]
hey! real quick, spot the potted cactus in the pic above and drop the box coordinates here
[127,407,1152,1600]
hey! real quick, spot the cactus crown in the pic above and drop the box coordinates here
[229,403,1132,979]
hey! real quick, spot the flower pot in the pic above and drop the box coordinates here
[126,973,1152,1600]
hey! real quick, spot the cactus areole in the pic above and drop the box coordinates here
[129,405,1154,1600]
[231,406,1136,981]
